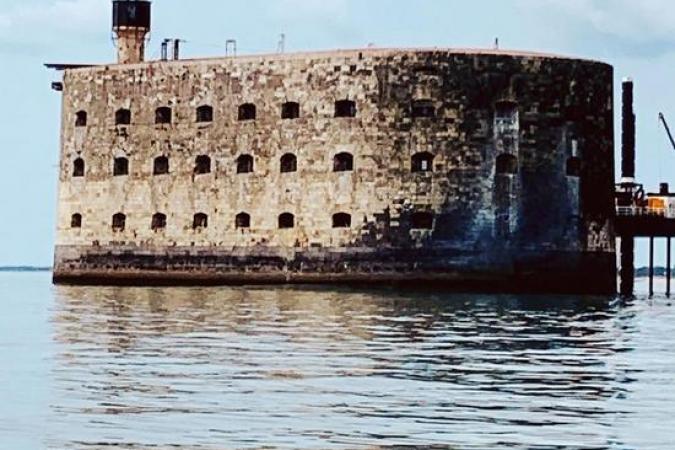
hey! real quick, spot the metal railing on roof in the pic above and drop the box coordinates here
[616,206,666,217]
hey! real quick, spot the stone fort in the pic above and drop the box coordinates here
[50,0,617,293]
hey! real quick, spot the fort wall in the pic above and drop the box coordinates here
[53,48,616,293]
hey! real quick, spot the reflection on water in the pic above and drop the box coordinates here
[2,273,675,449]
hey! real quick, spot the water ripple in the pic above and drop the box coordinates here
[3,274,675,449]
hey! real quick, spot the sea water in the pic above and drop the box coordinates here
[1,272,674,449]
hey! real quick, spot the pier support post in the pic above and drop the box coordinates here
[649,237,655,297]
[620,236,635,296]
[667,237,672,298]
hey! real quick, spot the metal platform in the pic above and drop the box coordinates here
[616,207,674,297]
[616,208,675,237]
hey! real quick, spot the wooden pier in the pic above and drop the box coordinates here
[616,210,675,297]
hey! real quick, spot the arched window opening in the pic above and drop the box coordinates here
[72,158,85,177]
[75,111,87,127]
[332,213,351,228]
[334,100,356,118]
[411,152,434,173]
[151,213,167,231]
[115,108,131,126]
[333,152,354,172]
[494,100,519,132]
[237,154,254,174]
[196,105,213,123]
[278,213,295,229]
[71,213,82,229]
[153,156,169,175]
[155,106,172,124]
[194,155,211,175]
[411,100,435,118]
[566,157,582,177]
[280,153,297,173]
[238,103,256,121]
[113,157,129,176]
[112,213,126,232]
[236,212,251,229]
[193,213,208,230]
[496,154,518,175]
[411,212,434,230]
[281,102,300,120]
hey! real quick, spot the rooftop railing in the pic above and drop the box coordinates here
[616,206,666,217]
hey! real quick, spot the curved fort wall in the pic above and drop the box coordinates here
[53,49,616,293]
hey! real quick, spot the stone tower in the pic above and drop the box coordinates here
[112,0,151,64]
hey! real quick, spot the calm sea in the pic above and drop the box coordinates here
[1,272,674,449]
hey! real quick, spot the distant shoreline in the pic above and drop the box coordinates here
[635,267,674,278]
[0,267,52,272]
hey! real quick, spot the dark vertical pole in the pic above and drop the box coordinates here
[161,40,168,61]
[173,39,180,60]
[621,79,636,181]
[649,237,655,297]
[667,237,672,298]
[620,236,635,296]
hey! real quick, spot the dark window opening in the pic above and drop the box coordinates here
[494,101,519,131]
[333,152,354,172]
[71,213,82,229]
[411,100,436,118]
[196,105,213,123]
[236,212,251,229]
[237,154,254,174]
[194,155,211,175]
[115,108,131,125]
[411,212,434,230]
[495,100,518,119]
[113,157,129,176]
[155,107,172,124]
[332,213,351,228]
[153,156,169,175]
[193,213,208,230]
[280,153,297,173]
[152,213,167,231]
[411,152,434,173]
[112,213,126,232]
[566,157,582,177]
[281,102,300,120]
[496,154,518,175]
[72,158,85,177]
[278,213,295,229]
[335,100,356,118]
[75,111,87,127]
[238,103,256,121]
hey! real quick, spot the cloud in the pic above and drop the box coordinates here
[517,0,675,57]
[0,0,108,50]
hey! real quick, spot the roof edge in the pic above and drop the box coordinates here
[48,46,612,72]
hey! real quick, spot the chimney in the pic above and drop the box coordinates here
[112,1,152,64]
[621,78,636,183]
[173,39,181,60]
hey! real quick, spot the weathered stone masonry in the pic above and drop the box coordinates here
[53,48,617,293]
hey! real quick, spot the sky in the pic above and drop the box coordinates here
[0,0,674,267]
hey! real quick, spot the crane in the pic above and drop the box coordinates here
[659,112,675,152]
